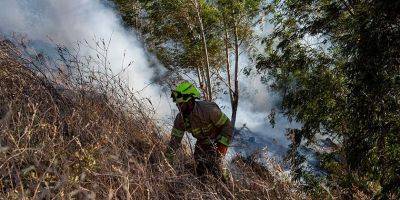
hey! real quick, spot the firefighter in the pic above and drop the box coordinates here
[166,81,233,180]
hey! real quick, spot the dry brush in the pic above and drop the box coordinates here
[0,38,305,200]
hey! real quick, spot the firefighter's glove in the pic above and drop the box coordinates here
[217,143,228,156]
[216,135,230,155]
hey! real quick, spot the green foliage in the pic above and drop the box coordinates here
[301,172,333,199]
[215,0,261,48]
[112,0,263,71]
[258,0,400,198]
[113,0,224,72]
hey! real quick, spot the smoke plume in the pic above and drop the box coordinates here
[0,0,170,117]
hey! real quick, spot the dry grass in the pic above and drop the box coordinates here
[0,38,306,200]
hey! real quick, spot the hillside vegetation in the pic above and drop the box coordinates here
[0,39,305,199]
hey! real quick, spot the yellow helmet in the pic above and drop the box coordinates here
[171,81,201,103]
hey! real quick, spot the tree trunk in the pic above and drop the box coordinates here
[231,23,239,127]
[193,0,212,101]
[195,66,206,99]
[198,62,208,100]
[223,23,235,121]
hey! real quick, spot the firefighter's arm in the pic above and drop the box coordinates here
[210,104,233,154]
[166,115,185,162]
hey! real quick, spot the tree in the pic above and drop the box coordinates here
[257,0,400,198]
[113,0,262,128]
[214,0,262,126]
[192,0,213,101]
[113,0,223,101]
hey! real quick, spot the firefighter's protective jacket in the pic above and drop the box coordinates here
[167,101,233,154]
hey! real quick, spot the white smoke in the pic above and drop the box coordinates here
[0,0,170,118]
[217,21,301,160]
[216,54,299,160]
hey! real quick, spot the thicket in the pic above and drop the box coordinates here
[257,0,400,199]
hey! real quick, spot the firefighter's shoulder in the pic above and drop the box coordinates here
[195,100,220,111]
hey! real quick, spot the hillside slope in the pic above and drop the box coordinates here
[0,39,305,199]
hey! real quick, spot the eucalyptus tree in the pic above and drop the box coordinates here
[113,0,223,100]
[213,0,262,127]
[114,0,263,128]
